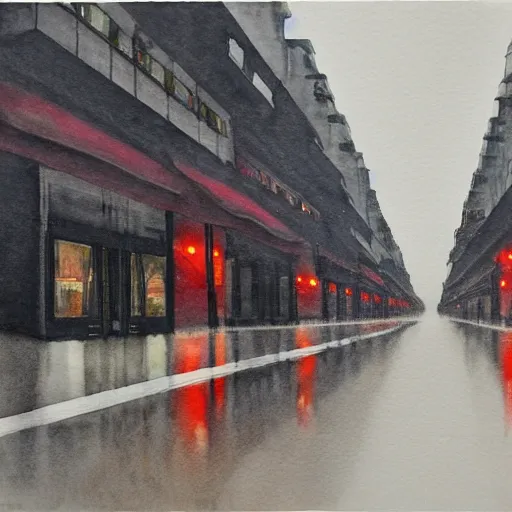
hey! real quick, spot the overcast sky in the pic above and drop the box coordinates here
[285,1,512,310]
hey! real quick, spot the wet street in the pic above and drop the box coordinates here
[1,315,512,510]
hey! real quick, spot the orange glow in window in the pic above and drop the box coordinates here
[309,278,318,287]
[213,249,220,257]
[187,246,196,255]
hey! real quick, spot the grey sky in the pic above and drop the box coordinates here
[286,1,512,310]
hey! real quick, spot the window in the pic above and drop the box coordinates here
[302,202,312,215]
[135,47,153,75]
[54,240,96,318]
[228,38,245,69]
[77,4,119,46]
[259,172,270,188]
[165,70,195,110]
[252,73,274,106]
[134,45,166,86]
[199,102,228,136]
[150,59,165,85]
[131,253,166,317]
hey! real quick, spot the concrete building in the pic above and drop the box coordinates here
[440,37,512,322]
[0,2,422,340]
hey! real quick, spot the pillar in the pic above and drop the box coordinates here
[204,223,218,328]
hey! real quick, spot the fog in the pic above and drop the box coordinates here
[286,1,512,309]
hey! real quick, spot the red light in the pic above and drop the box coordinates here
[309,279,318,287]
[297,276,303,283]
[329,283,337,294]
[187,246,196,255]
[345,288,352,296]
[502,279,507,288]
[508,253,512,260]
[213,249,219,257]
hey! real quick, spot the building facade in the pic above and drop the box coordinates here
[439,39,512,323]
[0,2,422,340]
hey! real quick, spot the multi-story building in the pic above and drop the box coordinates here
[440,39,512,322]
[0,2,422,340]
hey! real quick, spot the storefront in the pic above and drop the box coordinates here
[43,167,170,339]
[224,231,296,326]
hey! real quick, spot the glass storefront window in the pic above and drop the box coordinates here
[131,253,166,318]
[54,240,95,318]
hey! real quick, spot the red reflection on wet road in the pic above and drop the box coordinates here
[172,333,210,456]
[214,333,227,420]
[499,332,512,432]
[295,328,317,427]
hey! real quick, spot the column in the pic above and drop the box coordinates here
[204,223,218,328]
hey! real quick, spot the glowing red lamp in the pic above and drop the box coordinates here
[502,279,507,289]
[309,278,318,287]
[329,283,337,294]
[345,288,352,296]
[213,249,220,257]
[297,276,303,283]
[187,246,196,255]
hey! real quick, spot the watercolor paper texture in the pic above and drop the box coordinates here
[0,1,512,511]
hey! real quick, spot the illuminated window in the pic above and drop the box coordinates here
[329,283,337,294]
[135,47,153,75]
[199,102,228,137]
[54,240,96,318]
[131,253,166,317]
[302,202,312,215]
[165,70,195,110]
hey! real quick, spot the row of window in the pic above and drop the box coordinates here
[228,38,274,107]
[69,4,228,137]
[54,239,166,319]
[237,158,321,221]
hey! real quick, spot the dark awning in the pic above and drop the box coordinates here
[174,161,303,244]
[0,82,306,255]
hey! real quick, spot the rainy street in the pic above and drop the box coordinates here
[0,316,512,511]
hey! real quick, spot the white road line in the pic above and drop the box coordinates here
[448,317,512,332]
[174,317,419,336]
[0,323,411,439]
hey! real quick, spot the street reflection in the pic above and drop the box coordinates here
[297,355,316,428]
[172,333,211,459]
[499,331,512,433]
[295,328,317,428]
[213,332,227,420]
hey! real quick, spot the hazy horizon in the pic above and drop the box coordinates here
[286,1,512,310]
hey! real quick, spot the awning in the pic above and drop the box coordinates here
[0,81,188,196]
[318,247,358,274]
[174,161,304,244]
[0,82,306,254]
[359,264,384,287]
